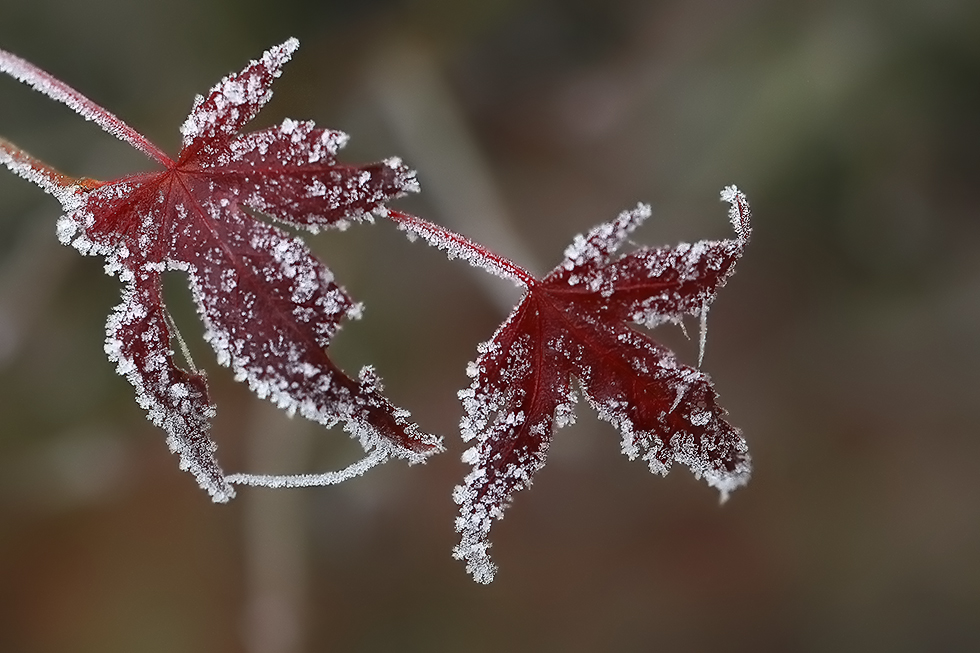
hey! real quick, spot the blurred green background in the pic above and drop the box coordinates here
[1,0,979,651]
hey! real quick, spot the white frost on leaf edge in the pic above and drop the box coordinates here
[560,202,651,270]
[104,276,235,503]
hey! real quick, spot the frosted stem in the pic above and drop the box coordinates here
[1,136,80,192]
[698,300,708,368]
[225,448,388,489]
[164,307,199,374]
[0,48,173,167]
[386,209,537,288]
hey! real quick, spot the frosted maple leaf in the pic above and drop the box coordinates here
[391,188,752,583]
[0,39,441,501]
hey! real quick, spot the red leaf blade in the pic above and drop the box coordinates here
[223,121,419,230]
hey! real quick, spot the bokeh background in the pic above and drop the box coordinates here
[1,0,979,651]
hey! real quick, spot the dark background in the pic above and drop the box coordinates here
[1,0,979,651]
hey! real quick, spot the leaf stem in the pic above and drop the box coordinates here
[225,448,389,488]
[386,209,537,288]
[0,135,95,197]
[0,47,173,167]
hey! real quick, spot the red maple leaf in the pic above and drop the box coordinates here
[391,188,752,583]
[0,39,441,501]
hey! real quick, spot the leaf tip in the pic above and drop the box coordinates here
[720,185,751,241]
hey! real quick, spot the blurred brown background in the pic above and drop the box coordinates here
[1,0,979,651]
